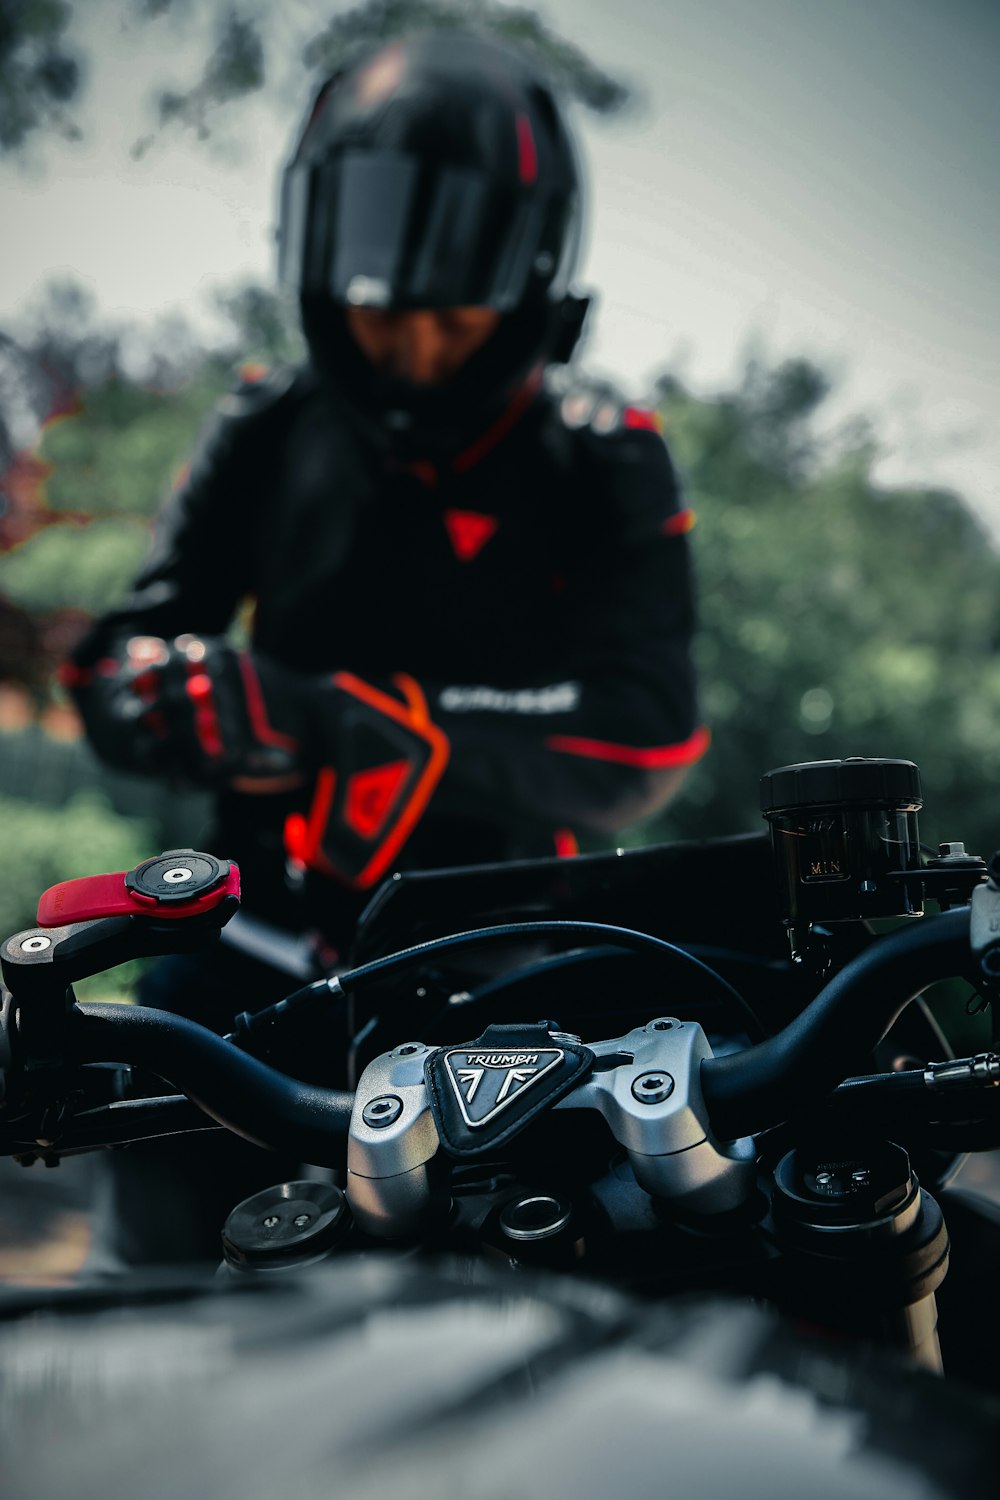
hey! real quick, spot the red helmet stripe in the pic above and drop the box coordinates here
[516,113,538,184]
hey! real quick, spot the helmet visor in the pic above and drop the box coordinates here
[280,151,549,311]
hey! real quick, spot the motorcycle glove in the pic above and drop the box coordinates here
[62,634,309,789]
[284,672,450,890]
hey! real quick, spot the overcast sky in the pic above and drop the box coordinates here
[2,0,997,530]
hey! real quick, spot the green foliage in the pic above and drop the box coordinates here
[0,518,151,614]
[213,284,305,369]
[646,360,1000,857]
[0,790,153,997]
[0,279,302,632]
[37,368,228,518]
[0,0,80,152]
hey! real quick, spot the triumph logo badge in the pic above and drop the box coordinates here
[443,1047,565,1129]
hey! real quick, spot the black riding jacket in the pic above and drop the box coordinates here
[72,365,704,918]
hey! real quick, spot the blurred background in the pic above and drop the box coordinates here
[0,0,998,941]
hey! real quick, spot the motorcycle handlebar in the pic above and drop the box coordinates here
[65,1003,353,1165]
[0,907,981,1160]
[701,906,973,1140]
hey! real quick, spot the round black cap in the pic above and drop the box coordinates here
[222,1181,349,1269]
[760,758,922,815]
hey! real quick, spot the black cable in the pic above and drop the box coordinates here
[334,919,766,1039]
[439,942,771,1041]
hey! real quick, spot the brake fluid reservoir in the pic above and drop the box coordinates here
[760,757,924,930]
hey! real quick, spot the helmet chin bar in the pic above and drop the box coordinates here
[300,290,591,454]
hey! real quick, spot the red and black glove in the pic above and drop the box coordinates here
[62,634,309,790]
[285,672,450,889]
[66,642,451,884]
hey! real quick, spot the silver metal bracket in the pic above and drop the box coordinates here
[346,1018,757,1238]
[554,1017,757,1214]
[346,1041,440,1239]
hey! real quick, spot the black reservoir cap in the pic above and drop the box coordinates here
[761,758,922,816]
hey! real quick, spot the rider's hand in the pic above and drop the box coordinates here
[64,635,310,791]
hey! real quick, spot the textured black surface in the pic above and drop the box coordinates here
[1,1257,997,1500]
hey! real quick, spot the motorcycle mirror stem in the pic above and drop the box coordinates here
[0,852,240,1052]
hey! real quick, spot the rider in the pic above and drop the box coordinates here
[65,29,706,1003]
[63,31,707,1265]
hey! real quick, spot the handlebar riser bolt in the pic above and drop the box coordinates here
[651,1020,673,1031]
[19,935,51,953]
[392,1044,423,1057]
[263,1215,280,1228]
[632,1071,675,1104]
[363,1095,404,1128]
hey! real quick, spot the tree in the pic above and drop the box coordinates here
[0,276,303,682]
[644,359,1000,858]
[0,0,80,153]
[1,0,631,160]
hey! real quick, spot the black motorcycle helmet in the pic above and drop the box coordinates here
[278,31,590,448]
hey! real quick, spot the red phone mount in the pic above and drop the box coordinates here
[2,851,241,1030]
[37,851,240,926]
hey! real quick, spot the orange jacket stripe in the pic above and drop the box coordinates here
[299,673,450,888]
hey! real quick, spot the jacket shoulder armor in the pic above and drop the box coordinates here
[545,371,688,541]
[548,370,663,442]
[215,363,308,422]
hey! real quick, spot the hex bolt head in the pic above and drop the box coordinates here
[392,1043,423,1057]
[20,935,51,953]
[362,1095,404,1128]
[631,1071,675,1104]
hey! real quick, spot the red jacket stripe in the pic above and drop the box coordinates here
[544,725,710,769]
